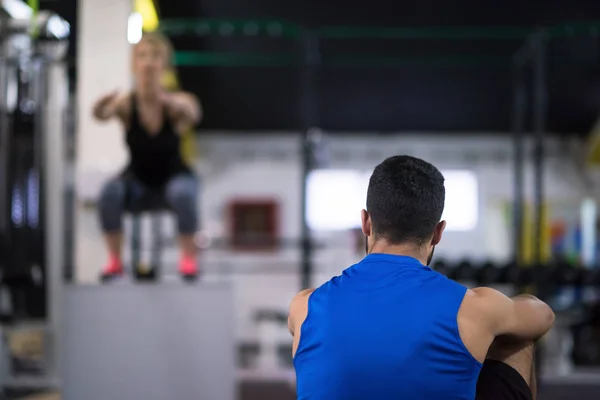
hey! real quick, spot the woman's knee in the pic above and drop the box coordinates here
[99,179,126,206]
[165,176,197,210]
[98,180,126,232]
[165,176,198,233]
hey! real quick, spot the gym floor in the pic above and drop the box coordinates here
[13,383,600,400]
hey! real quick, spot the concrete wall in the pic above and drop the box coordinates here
[76,0,132,200]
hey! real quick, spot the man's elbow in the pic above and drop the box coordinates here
[533,304,556,339]
[544,305,556,331]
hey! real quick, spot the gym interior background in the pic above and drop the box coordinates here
[1,0,600,399]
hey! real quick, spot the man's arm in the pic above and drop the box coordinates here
[164,92,202,130]
[472,287,555,341]
[288,289,315,337]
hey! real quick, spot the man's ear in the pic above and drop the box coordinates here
[432,220,446,246]
[361,209,371,237]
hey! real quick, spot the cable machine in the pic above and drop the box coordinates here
[0,4,70,391]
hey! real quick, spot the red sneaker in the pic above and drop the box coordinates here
[179,256,199,280]
[100,256,124,282]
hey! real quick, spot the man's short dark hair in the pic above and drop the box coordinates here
[366,155,445,245]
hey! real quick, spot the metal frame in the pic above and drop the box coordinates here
[43,48,69,388]
[299,32,321,290]
[512,31,551,382]
[298,28,551,288]
[512,31,548,265]
[130,212,165,278]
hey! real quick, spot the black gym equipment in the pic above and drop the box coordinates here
[0,40,48,319]
[571,302,600,366]
[450,260,476,282]
[127,188,169,282]
[0,6,70,393]
[475,261,504,286]
[125,185,173,282]
[431,259,450,277]
[432,258,600,288]
[299,32,320,291]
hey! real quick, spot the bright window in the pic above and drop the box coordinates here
[306,169,478,232]
[306,170,367,232]
[441,170,478,231]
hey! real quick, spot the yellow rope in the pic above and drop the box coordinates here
[161,70,197,166]
[136,0,197,166]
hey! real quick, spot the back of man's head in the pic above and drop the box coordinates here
[366,155,445,246]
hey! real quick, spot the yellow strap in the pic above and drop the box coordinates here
[586,115,600,165]
[161,69,197,166]
[137,0,197,166]
[27,0,40,38]
[519,202,551,265]
[134,0,159,31]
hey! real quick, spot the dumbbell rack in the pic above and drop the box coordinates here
[432,259,600,287]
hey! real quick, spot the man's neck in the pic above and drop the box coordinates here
[368,242,429,265]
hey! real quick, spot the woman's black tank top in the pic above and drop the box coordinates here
[122,94,191,187]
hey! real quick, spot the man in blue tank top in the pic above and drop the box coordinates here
[289,155,555,400]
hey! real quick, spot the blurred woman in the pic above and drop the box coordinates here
[92,32,202,280]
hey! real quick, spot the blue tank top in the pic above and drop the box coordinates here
[294,253,482,400]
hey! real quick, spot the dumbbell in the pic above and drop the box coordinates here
[475,261,505,286]
[582,268,600,287]
[431,259,450,277]
[515,267,536,286]
[515,264,552,286]
[549,260,584,285]
[450,260,476,282]
[502,260,521,285]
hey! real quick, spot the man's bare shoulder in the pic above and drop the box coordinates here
[467,287,511,305]
[457,287,508,362]
[459,287,516,336]
[461,287,510,316]
[290,289,315,310]
[289,289,315,321]
[288,289,316,337]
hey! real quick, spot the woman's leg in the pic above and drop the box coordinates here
[165,174,199,276]
[97,178,128,275]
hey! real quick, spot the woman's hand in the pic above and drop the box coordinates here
[161,92,202,131]
[93,90,123,121]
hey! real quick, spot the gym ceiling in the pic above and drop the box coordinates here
[54,0,600,134]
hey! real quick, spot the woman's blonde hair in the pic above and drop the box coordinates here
[134,31,173,67]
